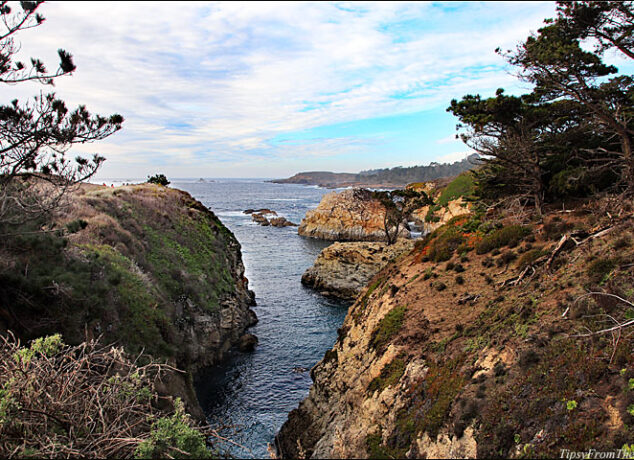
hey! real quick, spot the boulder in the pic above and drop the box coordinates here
[238,333,258,352]
[269,217,298,227]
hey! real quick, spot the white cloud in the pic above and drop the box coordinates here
[0,1,558,176]
[436,134,461,145]
[437,150,475,163]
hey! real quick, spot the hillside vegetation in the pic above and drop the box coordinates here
[0,181,256,418]
[272,155,478,187]
[278,195,634,458]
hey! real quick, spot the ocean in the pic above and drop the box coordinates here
[168,178,350,458]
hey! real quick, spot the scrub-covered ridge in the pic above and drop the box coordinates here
[278,197,634,458]
[0,182,257,417]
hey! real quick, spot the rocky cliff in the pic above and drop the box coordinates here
[409,173,474,234]
[301,240,414,300]
[298,188,410,242]
[0,182,257,419]
[412,196,472,234]
[278,199,634,458]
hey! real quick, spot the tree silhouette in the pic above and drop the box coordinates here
[372,189,432,245]
[0,1,123,226]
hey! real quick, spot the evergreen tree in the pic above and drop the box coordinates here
[0,1,123,226]
[500,2,634,188]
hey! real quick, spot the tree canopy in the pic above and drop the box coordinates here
[448,1,633,212]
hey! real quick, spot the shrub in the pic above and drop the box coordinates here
[476,225,531,254]
[135,399,212,459]
[370,305,407,351]
[147,174,170,186]
[587,257,617,284]
[516,248,548,270]
[0,334,212,459]
[519,349,540,368]
[482,257,494,268]
[434,281,447,291]
[65,219,88,234]
[367,356,407,393]
[500,251,517,265]
[428,227,465,262]
[455,275,465,285]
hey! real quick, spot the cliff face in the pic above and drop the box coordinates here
[298,188,410,242]
[0,183,257,418]
[408,174,473,235]
[278,201,634,458]
[301,240,414,300]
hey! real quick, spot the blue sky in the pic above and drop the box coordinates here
[3,1,629,179]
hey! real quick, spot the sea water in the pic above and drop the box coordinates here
[173,179,349,458]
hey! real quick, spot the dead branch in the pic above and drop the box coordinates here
[0,334,222,458]
[570,292,634,338]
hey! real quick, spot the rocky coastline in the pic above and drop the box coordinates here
[0,182,258,420]
[298,188,410,242]
[277,197,634,458]
[301,240,415,300]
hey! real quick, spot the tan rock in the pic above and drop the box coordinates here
[298,188,410,241]
[301,240,414,300]
[411,426,477,459]
[412,197,471,234]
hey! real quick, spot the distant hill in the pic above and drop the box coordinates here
[270,171,358,186]
[271,154,480,188]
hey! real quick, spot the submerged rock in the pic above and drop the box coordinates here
[248,209,297,227]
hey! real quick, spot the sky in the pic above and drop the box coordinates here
[1,1,629,179]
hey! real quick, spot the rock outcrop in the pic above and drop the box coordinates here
[278,204,634,458]
[411,196,471,234]
[301,240,414,300]
[298,188,410,242]
[245,209,298,227]
[0,182,257,420]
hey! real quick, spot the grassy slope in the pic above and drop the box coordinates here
[0,183,244,361]
[367,200,634,457]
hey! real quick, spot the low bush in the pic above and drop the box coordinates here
[428,228,465,262]
[587,257,617,284]
[367,356,407,393]
[0,334,213,459]
[370,305,407,351]
[517,248,549,270]
[476,225,531,254]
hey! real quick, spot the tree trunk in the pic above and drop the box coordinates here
[623,134,634,190]
[532,155,544,217]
